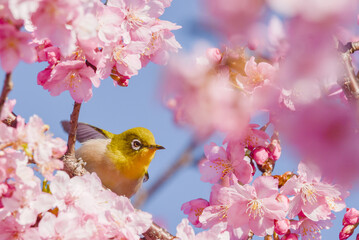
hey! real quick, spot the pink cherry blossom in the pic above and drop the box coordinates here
[107,0,156,44]
[226,176,287,238]
[176,218,229,240]
[35,40,61,65]
[237,124,270,150]
[290,213,333,240]
[24,115,66,179]
[277,99,359,184]
[0,23,36,72]
[0,99,16,121]
[163,49,252,137]
[236,56,277,93]
[8,0,40,23]
[30,0,81,56]
[203,0,265,40]
[40,60,100,103]
[280,162,346,221]
[142,20,181,66]
[267,0,355,21]
[199,141,252,185]
[48,171,153,238]
[0,216,40,240]
[95,4,124,44]
[199,184,234,229]
[98,41,146,80]
[0,154,55,226]
[181,198,209,228]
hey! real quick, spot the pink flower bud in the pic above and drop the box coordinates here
[343,208,359,226]
[340,225,356,240]
[267,139,281,161]
[206,48,222,64]
[252,147,269,165]
[281,233,298,240]
[248,39,258,51]
[275,219,290,235]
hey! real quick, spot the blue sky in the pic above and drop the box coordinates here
[1,0,359,239]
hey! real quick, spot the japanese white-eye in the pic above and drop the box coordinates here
[62,121,164,198]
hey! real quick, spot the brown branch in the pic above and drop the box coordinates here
[134,140,198,208]
[337,41,359,104]
[62,102,87,177]
[349,41,359,54]
[66,102,82,155]
[142,222,177,240]
[247,231,254,240]
[0,73,13,116]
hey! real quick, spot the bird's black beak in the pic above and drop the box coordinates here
[148,144,165,150]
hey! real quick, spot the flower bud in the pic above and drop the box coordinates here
[206,48,222,64]
[267,139,281,161]
[343,208,359,226]
[281,233,298,240]
[252,147,269,165]
[339,225,356,240]
[275,219,290,235]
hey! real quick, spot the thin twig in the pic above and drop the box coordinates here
[0,73,13,115]
[134,139,198,208]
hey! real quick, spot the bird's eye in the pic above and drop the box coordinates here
[131,139,142,150]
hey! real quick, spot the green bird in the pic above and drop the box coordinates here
[62,121,164,198]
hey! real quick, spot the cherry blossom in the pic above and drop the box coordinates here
[226,176,287,238]
[176,218,229,240]
[181,198,209,228]
[40,60,100,103]
[280,162,347,221]
[290,212,333,240]
[0,23,36,72]
[236,56,277,93]
[199,141,252,185]
[277,99,359,183]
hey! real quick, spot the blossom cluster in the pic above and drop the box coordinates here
[163,47,279,138]
[182,141,347,239]
[162,1,359,237]
[0,100,152,239]
[1,0,181,102]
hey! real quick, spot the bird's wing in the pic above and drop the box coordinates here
[143,171,149,182]
[61,121,115,143]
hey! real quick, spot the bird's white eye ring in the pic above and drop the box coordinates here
[131,139,142,150]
